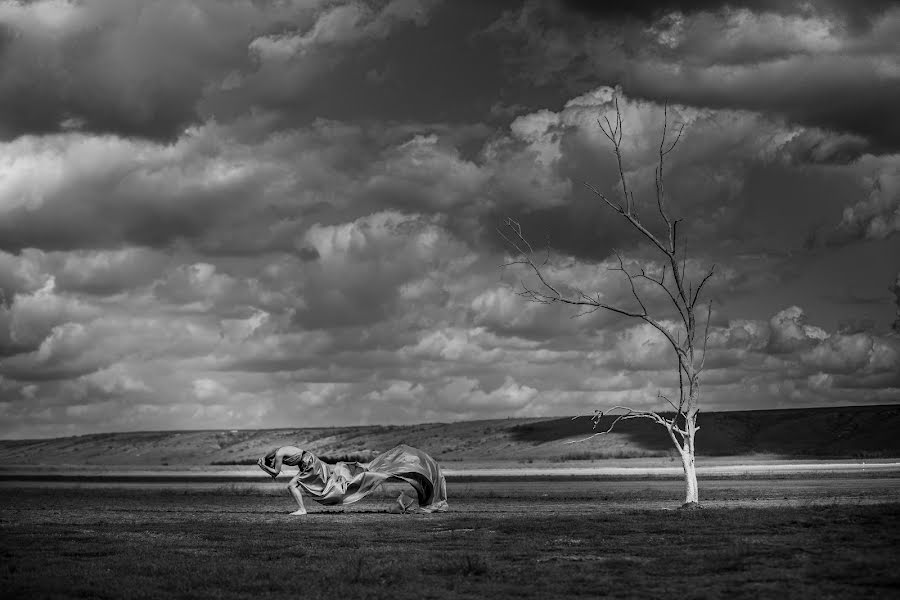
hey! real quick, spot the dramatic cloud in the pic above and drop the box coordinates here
[0,0,898,438]
[0,0,444,140]
[493,1,900,153]
[836,159,900,241]
[559,0,899,25]
[0,0,259,139]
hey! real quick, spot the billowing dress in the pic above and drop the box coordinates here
[283,444,449,512]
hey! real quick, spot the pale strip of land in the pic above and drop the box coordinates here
[445,461,900,477]
[2,459,899,480]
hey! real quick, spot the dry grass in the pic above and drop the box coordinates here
[550,449,671,461]
[2,484,899,599]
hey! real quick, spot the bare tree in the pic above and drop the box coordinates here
[500,99,714,508]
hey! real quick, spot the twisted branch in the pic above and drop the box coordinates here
[567,405,687,450]
[500,218,684,357]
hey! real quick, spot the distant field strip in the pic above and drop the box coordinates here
[2,461,899,483]
[2,474,898,510]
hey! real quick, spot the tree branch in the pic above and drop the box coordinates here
[691,265,717,310]
[611,250,648,316]
[567,406,687,448]
[500,218,645,318]
[635,263,688,331]
[697,299,714,373]
[500,218,686,358]
[583,182,671,259]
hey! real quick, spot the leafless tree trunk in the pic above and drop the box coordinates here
[500,99,714,507]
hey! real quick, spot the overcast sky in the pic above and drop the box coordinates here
[1,0,899,439]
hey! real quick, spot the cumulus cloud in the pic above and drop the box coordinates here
[0,0,260,139]
[1,309,224,383]
[358,375,542,423]
[0,125,279,251]
[2,2,899,438]
[0,277,99,355]
[365,134,490,212]
[801,332,899,376]
[709,307,900,394]
[836,160,900,241]
[610,321,680,371]
[249,0,440,63]
[475,87,890,260]
[559,0,899,25]
[491,1,900,152]
[295,210,475,327]
[152,262,261,315]
[767,306,829,354]
[201,0,444,126]
[0,0,444,141]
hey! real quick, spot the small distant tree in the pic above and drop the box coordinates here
[500,99,714,508]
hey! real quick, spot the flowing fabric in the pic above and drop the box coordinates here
[283,444,449,512]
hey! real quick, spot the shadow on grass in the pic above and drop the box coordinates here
[509,416,673,451]
[509,405,900,458]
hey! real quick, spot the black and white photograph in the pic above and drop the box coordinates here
[1,0,899,597]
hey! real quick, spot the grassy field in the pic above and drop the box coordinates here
[3,481,899,599]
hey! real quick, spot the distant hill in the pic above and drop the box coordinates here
[1,405,899,467]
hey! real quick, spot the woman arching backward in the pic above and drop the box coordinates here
[258,444,449,515]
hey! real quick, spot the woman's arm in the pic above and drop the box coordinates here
[272,453,284,475]
[257,457,279,478]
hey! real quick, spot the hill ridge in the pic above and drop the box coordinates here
[2,405,899,466]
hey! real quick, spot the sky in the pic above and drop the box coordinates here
[0,0,899,439]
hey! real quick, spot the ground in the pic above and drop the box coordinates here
[2,475,900,599]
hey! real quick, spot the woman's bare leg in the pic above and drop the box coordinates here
[287,482,307,515]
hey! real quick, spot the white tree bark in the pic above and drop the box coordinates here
[680,406,700,506]
[681,446,699,505]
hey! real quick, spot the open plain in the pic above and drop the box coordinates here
[4,407,900,598]
[3,469,899,600]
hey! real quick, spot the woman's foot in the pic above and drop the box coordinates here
[396,492,415,512]
[289,509,307,516]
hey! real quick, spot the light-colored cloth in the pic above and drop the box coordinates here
[285,444,449,512]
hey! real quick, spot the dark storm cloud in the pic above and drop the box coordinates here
[0,0,451,141]
[199,2,508,131]
[627,59,900,155]
[825,157,900,244]
[560,0,899,27]
[0,0,267,141]
[0,248,168,298]
[485,200,637,261]
[493,1,900,153]
[479,90,874,261]
[2,2,899,438]
[0,127,269,253]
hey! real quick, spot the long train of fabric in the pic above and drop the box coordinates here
[282,444,448,512]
